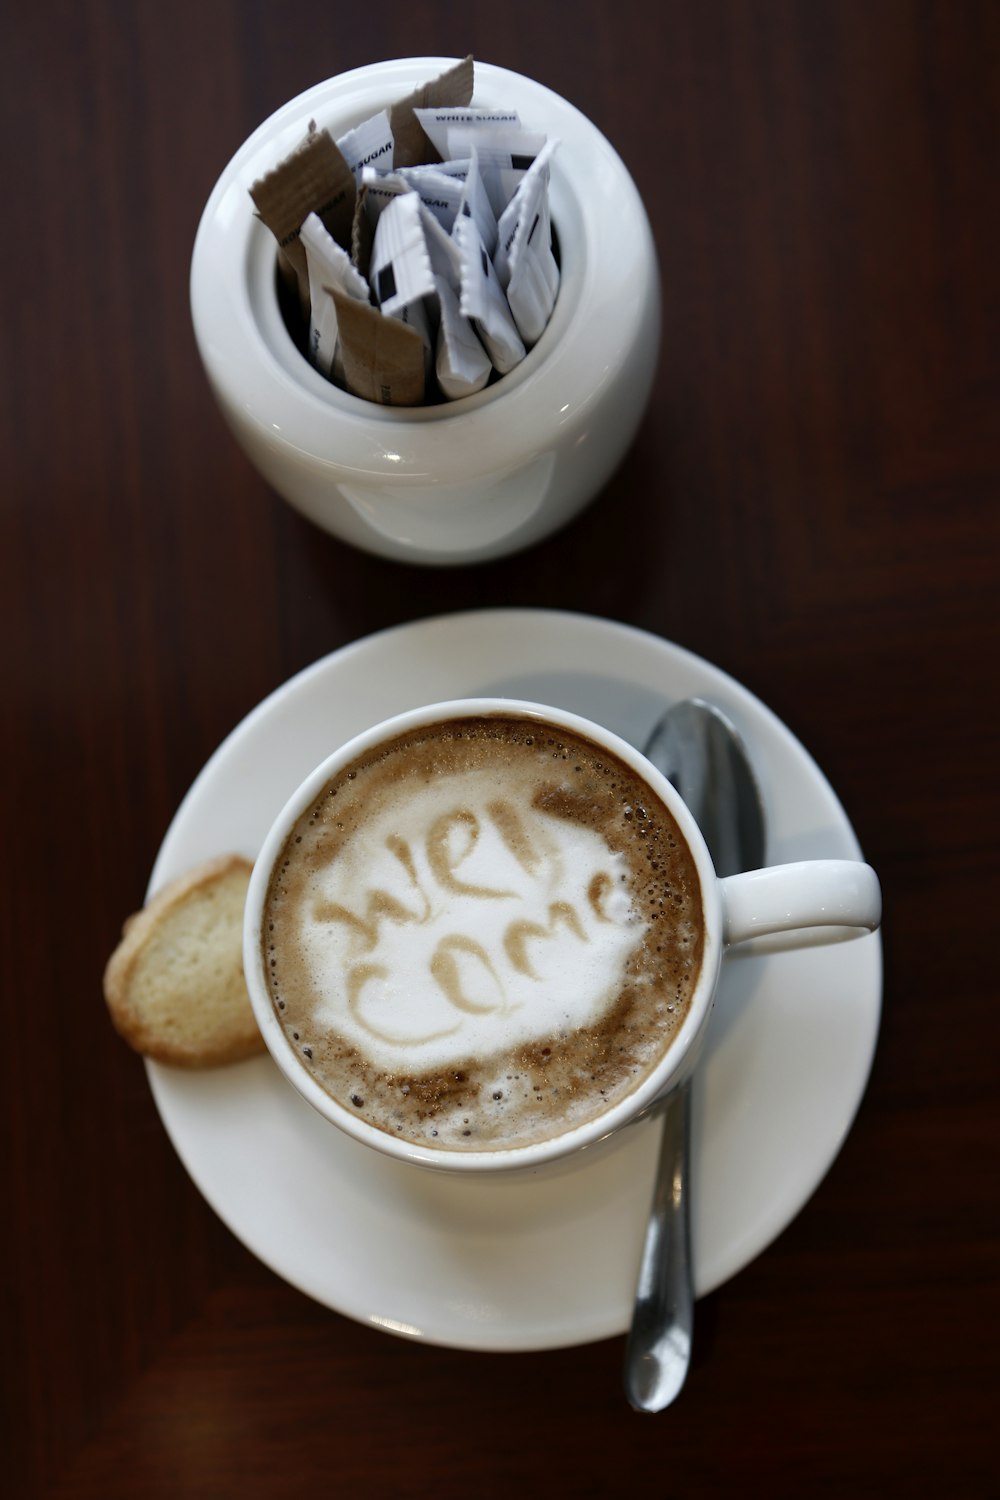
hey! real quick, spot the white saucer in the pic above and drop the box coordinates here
[146,610,882,1351]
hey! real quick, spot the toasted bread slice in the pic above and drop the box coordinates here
[103,854,264,1068]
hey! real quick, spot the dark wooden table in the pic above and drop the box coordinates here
[4,3,998,1495]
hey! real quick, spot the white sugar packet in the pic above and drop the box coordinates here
[361,164,464,234]
[413,106,521,163]
[368,190,434,348]
[493,140,560,345]
[394,165,466,233]
[454,149,498,257]
[336,110,394,183]
[434,274,491,399]
[420,203,464,284]
[420,208,491,399]
[439,125,547,216]
[399,148,498,256]
[453,212,525,375]
[299,212,371,377]
[360,167,411,227]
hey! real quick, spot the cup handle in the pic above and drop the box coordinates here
[719,861,882,946]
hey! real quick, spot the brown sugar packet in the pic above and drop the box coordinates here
[250,124,357,322]
[389,55,474,168]
[351,185,374,279]
[332,289,427,405]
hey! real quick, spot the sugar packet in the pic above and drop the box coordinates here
[249,125,356,320]
[299,213,370,378]
[493,140,560,345]
[453,213,525,375]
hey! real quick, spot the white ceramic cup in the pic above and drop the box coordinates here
[243,699,882,1174]
[190,57,660,566]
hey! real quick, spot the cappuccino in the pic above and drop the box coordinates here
[261,713,704,1151]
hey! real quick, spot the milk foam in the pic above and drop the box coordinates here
[293,768,645,1072]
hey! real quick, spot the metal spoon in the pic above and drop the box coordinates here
[623,698,766,1412]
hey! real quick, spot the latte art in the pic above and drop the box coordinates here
[297,771,641,1068]
[263,714,704,1151]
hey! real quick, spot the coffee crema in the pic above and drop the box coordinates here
[262,714,704,1151]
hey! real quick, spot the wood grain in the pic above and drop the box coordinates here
[3,2,997,1494]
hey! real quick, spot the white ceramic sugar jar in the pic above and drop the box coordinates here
[190,57,660,566]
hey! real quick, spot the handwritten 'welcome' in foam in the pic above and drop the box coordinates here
[293,768,644,1072]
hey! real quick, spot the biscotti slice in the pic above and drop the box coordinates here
[103,854,265,1068]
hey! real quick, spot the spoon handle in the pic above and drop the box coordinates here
[623,1079,694,1412]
